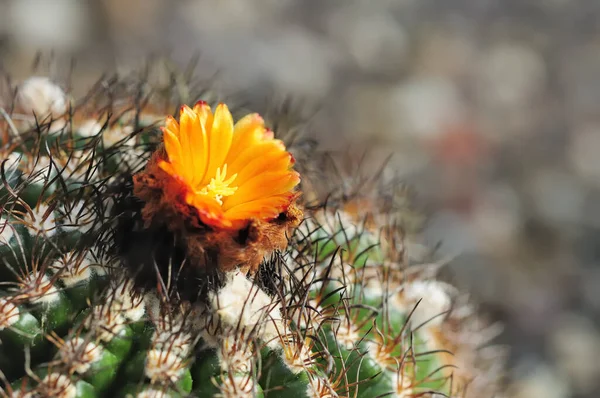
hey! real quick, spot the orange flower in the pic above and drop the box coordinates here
[158,102,300,230]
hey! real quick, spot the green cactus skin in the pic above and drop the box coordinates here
[0,65,507,398]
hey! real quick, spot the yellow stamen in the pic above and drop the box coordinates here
[198,165,238,205]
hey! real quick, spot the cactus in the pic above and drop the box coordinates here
[0,63,507,398]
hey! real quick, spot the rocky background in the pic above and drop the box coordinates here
[2,1,600,397]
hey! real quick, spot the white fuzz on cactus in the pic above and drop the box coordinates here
[0,218,15,245]
[34,373,77,398]
[1,151,24,176]
[135,388,173,398]
[101,124,135,148]
[0,299,20,330]
[84,304,127,343]
[17,273,60,305]
[57,337,103,374]
[207,271,285,346]
[51,252,92,287]
[76,120,104,138]
[395,279,455,328]
[218,334,256,374]
[150,317,195,358]
[56,200,97,235]
[144,349,186,383]
[22,203,58,237]
[105,278,146,322]
[214,374,258,398]
[15,77,68,129]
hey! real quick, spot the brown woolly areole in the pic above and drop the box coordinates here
[133,149,303,275]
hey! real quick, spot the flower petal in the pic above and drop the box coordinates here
[178,105,197,183]
[165,116,180,139]
[187,193,231,228]
[222,171,300,210]
[234,150,294,185]
[202,103,233,186]
[158,160,176,176]
[157,102,300,230]
[225,113,265,163]
[162,127,182,165]
[227,139,286,177]
[224,194,293,220]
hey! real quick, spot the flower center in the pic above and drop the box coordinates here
[196,164,238,205]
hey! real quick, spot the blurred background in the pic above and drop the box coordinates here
[1,0,600,396]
